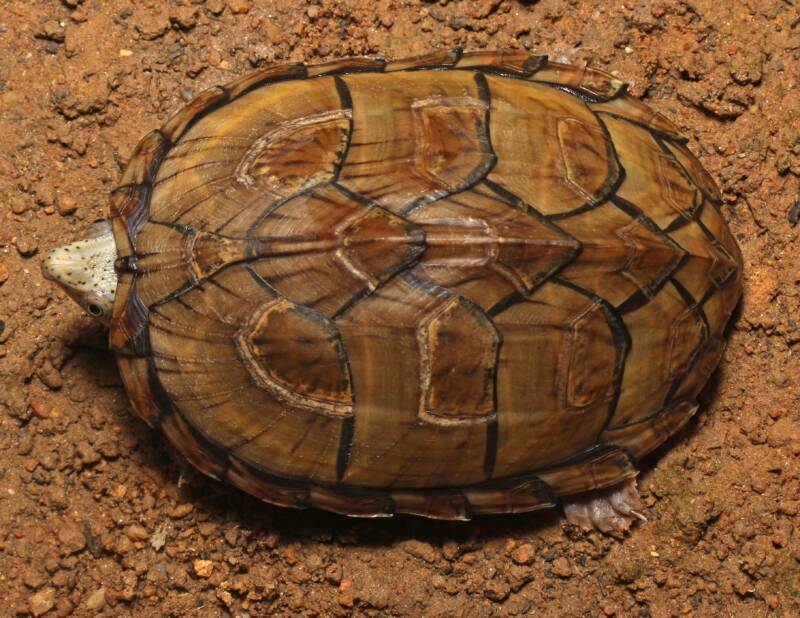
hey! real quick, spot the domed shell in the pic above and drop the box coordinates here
[107,50,742,519]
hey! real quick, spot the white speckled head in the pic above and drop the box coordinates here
[41,220,119,324]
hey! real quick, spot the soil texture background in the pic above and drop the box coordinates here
[1,0,799,616]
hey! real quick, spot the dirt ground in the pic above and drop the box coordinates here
[1,0,799,616]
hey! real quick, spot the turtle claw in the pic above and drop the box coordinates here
[562,478,645,536]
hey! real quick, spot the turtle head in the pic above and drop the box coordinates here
[41,220,119,324]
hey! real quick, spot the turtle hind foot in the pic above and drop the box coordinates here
[562,477,646,536]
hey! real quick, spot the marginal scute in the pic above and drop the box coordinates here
[160,86,228,143]
[109,184,143,220]
[385,48,461,72]
[224,63,308,100]
[600,400,699,458]
[706,240,740,289]
[668,338,725,401]
[109,284,149,357]
[117,130,169,189]
[418,296,500,423]
[236,298,354,415]
[227,458,309,508]
[466,478,556,515]
[455,49,546,75]
[390,490,471,520]
[110,216,134,257]
[698,203,743,295]
[664,141,723,204]
[536,446,637,495]
[590,97,683,141]
[161,409,227,480]
[529,62,627,100]
[114,356,161,426]
[306,55,387,77]
[308,487,393,517]
[110,270,133,325]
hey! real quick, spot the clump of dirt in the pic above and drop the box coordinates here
[1,0,798,616]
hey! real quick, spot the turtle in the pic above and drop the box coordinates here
[42,49,743,534]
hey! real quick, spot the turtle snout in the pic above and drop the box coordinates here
[41,250,61,283]
[40,246,79,287]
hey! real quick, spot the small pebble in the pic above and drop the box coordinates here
[57,522,86,555]
[23,571,46,590]
[400,539,438,563]
[173,6,198,30]
[338,589,354,608]
[30,399,51,418]
[511,543,536,565]
[0,262,8,285]
[228,0,252,14]
[33,295,49,310]
[551,557,573,578]
[76,441,101,466]
[29,587,56,617]
[10,196,29,214]
[169,503,194,518]
[125,524,149,541]
[150,525,168,551]
[193,559,214,578]
[197,522,219,537]
[15,236,38,257]
[325,563,342,585]
[84,587,105,611]
[38,20,65,42]
[206,0,225,14]
[38,364,63,391]
[56,195,77,216]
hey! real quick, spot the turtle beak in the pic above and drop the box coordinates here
[41,245,85,308]
[41,247,66,284]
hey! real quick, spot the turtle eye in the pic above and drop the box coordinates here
[87,303,104,318]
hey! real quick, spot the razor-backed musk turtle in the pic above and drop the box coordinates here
[42,50,743,533]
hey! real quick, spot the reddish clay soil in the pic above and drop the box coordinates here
[1,1,799,616]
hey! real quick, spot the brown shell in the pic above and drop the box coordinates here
[108,50,742,520]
